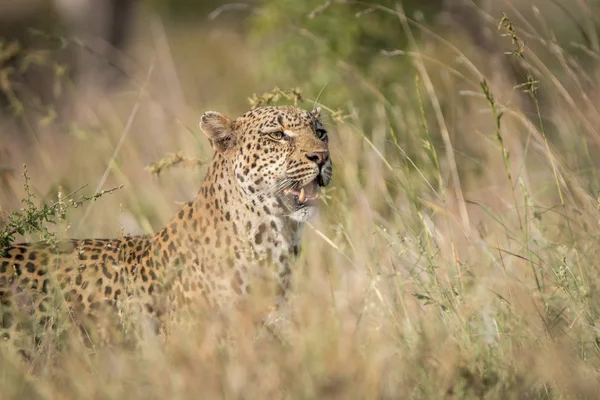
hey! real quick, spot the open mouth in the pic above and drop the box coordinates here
[283,180,320,208]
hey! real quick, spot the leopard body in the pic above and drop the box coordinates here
[0,105,332,351]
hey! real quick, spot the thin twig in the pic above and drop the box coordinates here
[78,56,156,228]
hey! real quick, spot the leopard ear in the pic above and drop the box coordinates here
[199,111,235,152]
[310,106,321,119]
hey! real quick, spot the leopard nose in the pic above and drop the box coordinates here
[306,150,329,166]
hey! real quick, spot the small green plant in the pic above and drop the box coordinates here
[0,164,122,255]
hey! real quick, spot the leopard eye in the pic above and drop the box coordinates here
[316,128,328,141]
[268,131,284,140]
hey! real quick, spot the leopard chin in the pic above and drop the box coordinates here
[288,204,319,222]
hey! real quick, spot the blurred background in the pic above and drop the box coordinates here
[3,0,600,398]
[2,0,595,235]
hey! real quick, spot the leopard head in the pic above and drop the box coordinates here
[200,106,332,222]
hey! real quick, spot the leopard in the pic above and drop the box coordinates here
[0,105,332,355]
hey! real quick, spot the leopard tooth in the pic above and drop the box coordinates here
[299,187,306,203]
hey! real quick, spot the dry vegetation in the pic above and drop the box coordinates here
[3,1,600,398]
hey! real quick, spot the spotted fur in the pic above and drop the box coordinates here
[0,106,332,351]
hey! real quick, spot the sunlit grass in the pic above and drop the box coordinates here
[2,2,600,398]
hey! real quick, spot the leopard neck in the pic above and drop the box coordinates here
[157,152,302,264]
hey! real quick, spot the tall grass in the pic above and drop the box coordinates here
[2,1,600,398]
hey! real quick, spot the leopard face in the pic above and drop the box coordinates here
[200,105,332,222]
